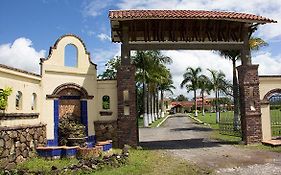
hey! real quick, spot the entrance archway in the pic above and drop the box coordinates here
[109,9,276,147]
[263,89,281,139]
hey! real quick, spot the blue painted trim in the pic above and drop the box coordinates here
[53,100,59,146]
[86,135,96,148]
[61,148,77,157]
[47,140,56,146]
[59,96,81,100]
[87,135,96,143]
[81,100,88,137]
[37,148,62,157]
[101,143,112,151]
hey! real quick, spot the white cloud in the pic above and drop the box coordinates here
[163,50,281,98]
[117,0,281,40]
[82,0,112,17]
[164,50,233,98]
[92,44,120,74]
[0,38,46,74]
[97,33,111,41]
[253,52,281,75]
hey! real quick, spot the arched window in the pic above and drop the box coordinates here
[102,95,110,110]
[16,91,22,110]
[64,44,78,67]
[31,93,37,110]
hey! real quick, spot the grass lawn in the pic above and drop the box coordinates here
[242,143,281,153]
[270,109,281,137]
[16,149,211,175]
[197,112,219,130]
[192,112,242,144]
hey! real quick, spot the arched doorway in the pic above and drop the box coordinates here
[264,89,281,139]
[47,83,93,146]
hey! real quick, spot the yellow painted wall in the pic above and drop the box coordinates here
[97,80,118,121]
[41,35,98,140]
[259,76,281,100]
[259,76,281,141]
[0,67,42,126]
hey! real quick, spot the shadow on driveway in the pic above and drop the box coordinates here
[140,138,222,150]
[170,126,213,132]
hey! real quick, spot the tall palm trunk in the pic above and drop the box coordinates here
[194,90,198,117]
[201,91,205,116]
[156,88,159,119]
[149,86,154,123]
[152,89,155,121]
[160,90,165,117]
[232,58,239,130]
[216,90,220,123]
[143,82,149,127]
[147,85,152,124]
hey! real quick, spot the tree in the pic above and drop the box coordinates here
[175,94,188,101]
[198,75,211,116]
[133,51,172,126]
[158,72,175,117]
[0,87,12,111]
[98,56,120,79]
[180,67,202,117]
[208,69,230,123]
[99,51,173,126]
[218,36,267,129]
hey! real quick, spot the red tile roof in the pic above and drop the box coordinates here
[109,10,276,23]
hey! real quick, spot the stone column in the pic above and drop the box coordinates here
[237,65,262,144]
[116,43,138,148]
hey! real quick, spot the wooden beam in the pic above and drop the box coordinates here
[241,24,251,65]
[127,42,244,50]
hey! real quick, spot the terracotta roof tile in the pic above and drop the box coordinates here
[109,10,276,23]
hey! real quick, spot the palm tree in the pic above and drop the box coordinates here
[133,51,172,126]
[158,73,175,117]
[198,75,211,116]
[208,69,229,123]
[218,37,267,129]
[181,67,202,117]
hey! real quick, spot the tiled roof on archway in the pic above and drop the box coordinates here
[109,10,276,23]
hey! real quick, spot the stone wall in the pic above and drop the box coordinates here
[94,120,117,147]
[0,124,46,169]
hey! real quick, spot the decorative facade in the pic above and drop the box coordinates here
[0,34,118,166]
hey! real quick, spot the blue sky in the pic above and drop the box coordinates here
[1,0,281,97]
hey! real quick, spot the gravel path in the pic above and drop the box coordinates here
[139,114,281,175]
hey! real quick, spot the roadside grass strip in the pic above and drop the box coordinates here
[156,114,170,127]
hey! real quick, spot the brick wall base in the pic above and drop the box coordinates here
[94,120,117,147]
[116,65,138,148]
[0,124,46,169]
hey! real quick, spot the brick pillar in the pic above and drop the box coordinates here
[237,64,262,144]
[116,65,138,148]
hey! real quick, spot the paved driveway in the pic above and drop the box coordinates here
[139,114,281,175]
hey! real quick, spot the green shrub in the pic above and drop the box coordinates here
[0,87,12,110]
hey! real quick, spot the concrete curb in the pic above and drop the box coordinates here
[156,114,170,127]
[187,114,211,127]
